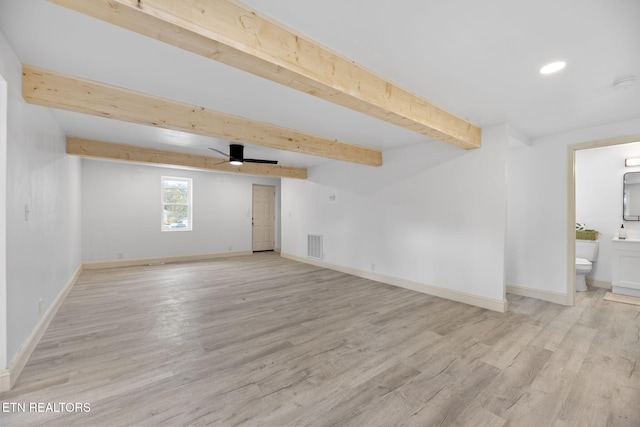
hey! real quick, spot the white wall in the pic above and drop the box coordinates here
[282,125,509,306]
[81,159,281,262]
[576,141,640,284]
[507,118,640,296]
[0,31,82,366]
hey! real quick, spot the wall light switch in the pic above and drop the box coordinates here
[24,204,30,221]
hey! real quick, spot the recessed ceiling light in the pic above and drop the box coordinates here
[540,61,566,75]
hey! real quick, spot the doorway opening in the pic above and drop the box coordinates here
[568,134,640,305]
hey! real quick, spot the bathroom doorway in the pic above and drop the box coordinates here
[569,135,640,303]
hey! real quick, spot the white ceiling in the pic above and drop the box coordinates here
[1,0,639,169]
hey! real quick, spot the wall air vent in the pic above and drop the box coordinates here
[307,234,323,260]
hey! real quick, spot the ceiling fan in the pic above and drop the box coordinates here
[209,143,278,165]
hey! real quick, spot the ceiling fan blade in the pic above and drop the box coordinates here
[244,158,278,165]
[208,147,230,158]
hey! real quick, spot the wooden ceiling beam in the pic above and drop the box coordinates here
[67,137,308,179]
[47,0,481,150]
[22,65,382,166]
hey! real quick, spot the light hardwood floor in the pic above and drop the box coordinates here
[1,253,639,426]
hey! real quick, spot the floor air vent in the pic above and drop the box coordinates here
[307,234,323,260]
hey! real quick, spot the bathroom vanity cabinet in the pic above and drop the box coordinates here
[612,237,640,297]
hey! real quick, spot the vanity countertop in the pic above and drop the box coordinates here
[612,236,640,242]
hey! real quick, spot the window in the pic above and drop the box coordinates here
[161,176,192,231]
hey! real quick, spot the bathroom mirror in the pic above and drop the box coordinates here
[623,172,640,220]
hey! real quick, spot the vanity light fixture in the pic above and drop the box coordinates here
[540,61,566,75]
[625,157,640,167]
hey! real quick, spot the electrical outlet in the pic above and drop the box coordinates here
[38,298,43,315]
[117,252,123,259]
[371,263,376,271]
[228,245,232,251]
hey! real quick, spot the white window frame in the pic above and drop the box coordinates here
[161,176,193,232]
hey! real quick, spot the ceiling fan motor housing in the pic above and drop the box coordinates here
[230,144,244,162]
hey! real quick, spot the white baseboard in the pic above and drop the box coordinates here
[587,278,611,290]
[82,250,253,270]
[506,284,569,306]
[0,265,83,392]
[281,253,507,313]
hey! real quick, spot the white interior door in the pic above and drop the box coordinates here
[252,184,275,252]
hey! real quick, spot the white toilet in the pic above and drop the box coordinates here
[575,239,599,292]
